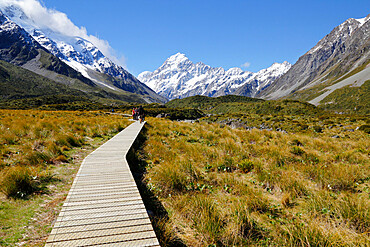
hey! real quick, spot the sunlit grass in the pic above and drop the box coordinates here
[0,109,130,246]
[140,116,370,246]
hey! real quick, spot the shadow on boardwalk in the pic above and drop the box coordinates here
[127,123,187,247]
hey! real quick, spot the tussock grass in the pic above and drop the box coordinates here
[0,109,130,246]
[138,116,369,246]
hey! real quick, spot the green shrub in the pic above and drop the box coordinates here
[313,125,323,133]
[291,146,305,156]
[358,125,370,134]
[238,159,254,173]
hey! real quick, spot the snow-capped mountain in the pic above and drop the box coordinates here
[0,8,39,64]
[0,9,96,87]
[0,4,165,103]
[138,53,291,100]
[1,5,109,78]
[259,14,370,100]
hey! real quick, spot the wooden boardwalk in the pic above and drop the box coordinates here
[46,121,160,247]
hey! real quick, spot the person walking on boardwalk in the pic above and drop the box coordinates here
[138,105,145,123]
[132,107,136,120]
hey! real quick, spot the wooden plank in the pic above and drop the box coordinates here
[46,121,159,246]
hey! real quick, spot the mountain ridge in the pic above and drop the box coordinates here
[138,53,291,100]
[258,14,370,101]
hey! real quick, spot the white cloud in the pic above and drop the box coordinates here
[0,0,125,67]
[241,62,251,68]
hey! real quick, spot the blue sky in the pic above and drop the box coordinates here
[41,0,369,76]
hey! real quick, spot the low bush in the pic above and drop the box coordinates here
[313,125,323,133]
[0,166,39,199]
[359,124,370,134]
[291,146,305,156]
[238,159,254,173]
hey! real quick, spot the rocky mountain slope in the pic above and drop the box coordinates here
[0,5,165,103]
[138,53,291,100]
[258,14,370,102]
[0,59,87,100]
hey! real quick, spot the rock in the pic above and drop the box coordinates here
[230,121,246,129]
[331,135,340,138]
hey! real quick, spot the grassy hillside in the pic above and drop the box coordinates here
[166,95,263,109]
[207,99,322,116]
[0,60,87,100]
[0,95,113,110]
[166,95,323,117]
[287,61,370,104]
[319,80,370,115]
[0,59,156,108]
[134,116,369,246]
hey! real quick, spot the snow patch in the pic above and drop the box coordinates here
[355,16,368,26]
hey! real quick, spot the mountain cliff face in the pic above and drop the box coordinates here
[0,10,39,65]
[0,10,96,86]
[258,14,370,100]
[0,5,166,103]
[138,53,291,100]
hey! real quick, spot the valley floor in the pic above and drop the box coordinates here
[0,110,369,246]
